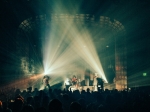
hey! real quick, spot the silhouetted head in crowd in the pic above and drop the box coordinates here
[26,96,34,106]
[34,88,38,92]
[87,88,90,93]
[22,90,27,94]
[27,87,32,93]
[21,104,34,112]
[13,97,24,112]
[48,99,63,112]
[70,101,81,112]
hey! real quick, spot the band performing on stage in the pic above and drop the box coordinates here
[42,71,104,92]
[64,73,104,91]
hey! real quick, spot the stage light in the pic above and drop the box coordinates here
[41,18,108,85]
[40,7,108,86]
[43,71,49,75]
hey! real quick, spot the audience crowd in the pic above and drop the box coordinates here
[0,86,150,112]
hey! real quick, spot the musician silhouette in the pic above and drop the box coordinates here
[71,75,79,89]
[42,75,51,90]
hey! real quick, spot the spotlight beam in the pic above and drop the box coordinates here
[42,14,108,85]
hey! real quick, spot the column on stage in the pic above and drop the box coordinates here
[93,73,98,91]
[84,69,90,86]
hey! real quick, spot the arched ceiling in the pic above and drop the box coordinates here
[17,14,125,51]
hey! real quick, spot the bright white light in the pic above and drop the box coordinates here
[42,14,108,85]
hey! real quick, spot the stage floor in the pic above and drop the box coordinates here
[69,85,98,92]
